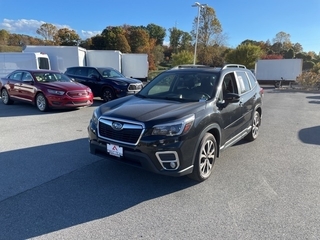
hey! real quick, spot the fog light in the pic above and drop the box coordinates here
[170,162,176,168]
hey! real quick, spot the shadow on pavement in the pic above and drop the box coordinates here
[298,125,320,145]
[0,138,196,239]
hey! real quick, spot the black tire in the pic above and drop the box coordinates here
[101,87,115,102]
[36,93,48,112]
[1,88,14,105]
[189,133,217,182]
[245,110,261,141]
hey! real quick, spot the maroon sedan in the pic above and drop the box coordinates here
[0,69,94,111]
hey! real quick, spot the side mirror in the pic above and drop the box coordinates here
[224,93,240,103]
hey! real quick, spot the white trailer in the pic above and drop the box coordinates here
[86,50,122,72]
[121,53,148,80]
[23,45,86,73]
[255,59,303,84]
[0,52,50,78]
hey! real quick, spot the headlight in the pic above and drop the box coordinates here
[112,80,128,86]
[47,89,65,95]
[86,88,92,93]
[151,115,195,136]
[91,108,100,126]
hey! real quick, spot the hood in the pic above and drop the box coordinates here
[99,95,205,124]
[104,77,142,84]
[40,81,89,91]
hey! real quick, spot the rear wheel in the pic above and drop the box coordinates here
[101,88,115,102]
[189,133,217,182]
[1,88,13,105]
[36,93,48,112]
[245,110,260,141]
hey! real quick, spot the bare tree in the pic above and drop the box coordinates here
[36,23,58,42]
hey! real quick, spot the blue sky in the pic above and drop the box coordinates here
[0,0,319,53]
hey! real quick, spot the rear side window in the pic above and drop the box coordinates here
[66,68,75,74]
[247,71,257,88]
[236,71,251,94]
[74,68,88,77]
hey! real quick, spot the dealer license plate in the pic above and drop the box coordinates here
[107,144,123,157]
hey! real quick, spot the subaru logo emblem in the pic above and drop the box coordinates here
[112,122,123,130]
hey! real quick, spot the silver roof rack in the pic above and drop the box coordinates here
[222,64,246,69]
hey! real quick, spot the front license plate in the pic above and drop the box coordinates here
[107,144,123,157]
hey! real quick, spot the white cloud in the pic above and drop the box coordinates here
[0,18,90,39]
[81,30,102,39]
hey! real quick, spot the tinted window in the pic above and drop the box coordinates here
[236,71,251,94]
[66,68,75,74]
[38,57,50,70]
[9,72,23,81]
[138,71,218,101]
[74,68,88,77]
[222,72,238,95]
[22,72,33,81]
[88,68,99,77]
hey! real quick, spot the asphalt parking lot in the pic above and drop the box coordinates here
[0,87,320,239]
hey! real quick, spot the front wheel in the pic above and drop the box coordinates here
[189,133,217,182]
[245,110,261,141]
[36,93,48,112]
[101,87,115,102]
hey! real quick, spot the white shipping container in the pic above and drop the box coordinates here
[0,52,50,78]
[121,53,148,80]
[86,50,122,72]
[23,45,86,73]
[255,59,303,82]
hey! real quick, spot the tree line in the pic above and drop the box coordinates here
[0,5,319,72]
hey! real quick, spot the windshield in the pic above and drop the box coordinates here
[137,71,219,102]
[98,68,125,78]
[34,72,73,82]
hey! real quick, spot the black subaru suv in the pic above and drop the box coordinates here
[88,64,263,182]
[65,66,143,102]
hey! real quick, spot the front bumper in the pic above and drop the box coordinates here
[88,124,195,177]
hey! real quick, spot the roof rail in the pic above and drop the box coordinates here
[222,64,246,69]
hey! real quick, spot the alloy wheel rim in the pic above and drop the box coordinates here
[37,95,46,111]
[200,140,215,178]
[252,114,260,138]
[1,90,8,104]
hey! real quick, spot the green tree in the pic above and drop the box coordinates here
[101,26,131,52]
[146,23,166,45]
[151,44,165,65]
[197,45,227,66]
[283,48,295,59]
[169,27,183,53]
[225,44,263,69]
[180,32,193,51]
[0,29,10,45]
[91,35,108,50]
[36,23,58,42]
[168,28,192,53]
[171,50,193,66]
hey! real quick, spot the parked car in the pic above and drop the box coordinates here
[0,69,93,112]
[87,64,263,182]
[64,66,144,102]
